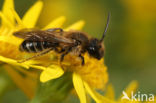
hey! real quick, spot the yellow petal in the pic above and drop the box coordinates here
[73,73,86,103]
[2,0,14,25]
[15,66,38,79]
[118,80,138,100]
[0,35,23,46]
[97,93,116,103]
[0,12,14,28]
[11,9,24,27]
[29,65,46,70]
[105,84,115,100]
[84,82,115,103]
[84,82,102,103]
[22,1,43,28]
[4,65,35,99]
[65,20,85,31]
[0,56,29,69]
[40,65,64,82]
[43,16,66,30]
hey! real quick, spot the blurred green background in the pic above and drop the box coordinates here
[0,0,156,102]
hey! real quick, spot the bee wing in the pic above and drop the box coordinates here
[42,32,75,44]
[13,28,40,39]
[14,28,75,44]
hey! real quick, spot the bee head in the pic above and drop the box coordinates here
[87,12,110,60]
[87,38,104,60]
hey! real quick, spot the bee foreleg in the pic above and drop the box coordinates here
[79,54,85,65]
[18,48,53,63]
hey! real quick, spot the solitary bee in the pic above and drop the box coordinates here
[13,13,110,65]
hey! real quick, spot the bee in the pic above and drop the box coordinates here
[13,13,110,65]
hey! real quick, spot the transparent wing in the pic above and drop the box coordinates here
[13,28,75,44]
[13,28,39,39]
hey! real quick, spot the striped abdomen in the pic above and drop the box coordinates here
[20,41,57,52]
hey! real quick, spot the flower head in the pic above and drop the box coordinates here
[0,0,108,102]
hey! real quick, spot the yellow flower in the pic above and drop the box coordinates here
[0,0,45,99]
[0,0,44,69]
[0,0,108,102]
[103,81,156,103]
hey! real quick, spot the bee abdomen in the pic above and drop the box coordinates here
[20,41,52,52]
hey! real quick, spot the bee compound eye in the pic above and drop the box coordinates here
[90,47,95,51]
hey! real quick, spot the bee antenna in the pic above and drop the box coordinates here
[100,12,110,42]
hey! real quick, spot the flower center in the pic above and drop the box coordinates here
[62,53,108,89]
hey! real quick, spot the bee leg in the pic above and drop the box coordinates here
[46,28,63,35]
[18,48,53,63]
[79,54,85,65]
[60,52,68,62]
[58,50,69,69]
[46,28,63,32]
[60,48,72,62]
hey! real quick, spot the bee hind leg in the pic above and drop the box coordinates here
[18,48,53,63]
